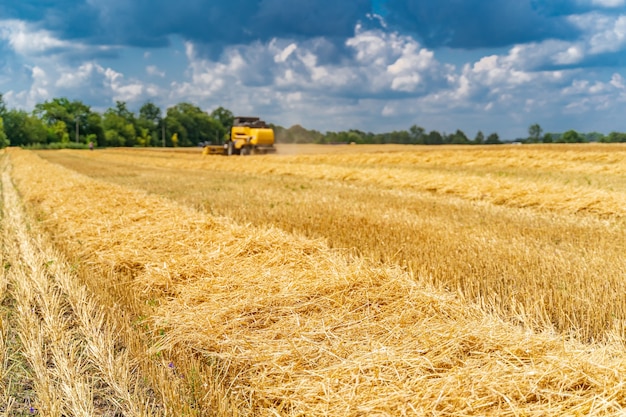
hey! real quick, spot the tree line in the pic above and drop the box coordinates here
[0,94,234,149]
[0,94,625,149]
[277,123,626,145]
[525,123,626,143]
[274,124,503,145]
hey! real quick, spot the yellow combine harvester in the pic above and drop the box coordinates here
[203,116,276,156]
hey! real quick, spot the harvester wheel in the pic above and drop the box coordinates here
[240,146,249,156]
[227,141,234,156]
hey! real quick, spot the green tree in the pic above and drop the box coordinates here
[602,131,626,143]
[49,121,70,143]
[0,94,6,147]
[139,101,161,122]
[425,130,443,145]
[485,132,501,144]
[113,101,134,120]
[112,101,138,146]
[137,101,163,146]
[346,130,365,144]
[34,98,94,143]
[409,125,426,144]
[0,116,8,148]
[210,106,234,143]
[137,128,151,147]
[473,130,485,145]
[166,103,226,147]
[528,123,543,143]
[2,109,48,146]
[543,132,553,143]
[585,132,605,142]
[0,93,7,118]
[103,107,136,147]
[84,112,105,146]
[561,129,583,143]
[451,129,469,144]
[138,101,162,146]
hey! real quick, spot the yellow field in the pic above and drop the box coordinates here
[2,144,626,415]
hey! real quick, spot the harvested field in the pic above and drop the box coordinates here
[3,144,626,415]
[39,144,626,340]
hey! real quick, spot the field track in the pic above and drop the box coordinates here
[3,144,626,415]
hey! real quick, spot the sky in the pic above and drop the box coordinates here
[0,0,625,139]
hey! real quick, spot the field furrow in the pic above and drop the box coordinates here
[13,147,626,416]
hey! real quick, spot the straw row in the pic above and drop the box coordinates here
[13,148,626,415]
[0,153,161,416]
[76,147,626,218]
[0,163,18,415]
[284,144,626,176]
[37,147,626,340]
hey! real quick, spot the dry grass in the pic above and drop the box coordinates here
[14,147,626,415]
[39,145,626,341]
[57,145,626,217]
[0,152,169,416]
[0,162,17,416]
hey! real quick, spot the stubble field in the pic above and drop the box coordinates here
[1,143,625,416]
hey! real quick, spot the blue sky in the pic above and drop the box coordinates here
[1,0,625,138]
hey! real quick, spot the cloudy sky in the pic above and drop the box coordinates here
[1,0,625,139]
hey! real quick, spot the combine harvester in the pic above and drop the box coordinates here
[203,116,276,156]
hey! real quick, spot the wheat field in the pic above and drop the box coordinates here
[2,144,626,415]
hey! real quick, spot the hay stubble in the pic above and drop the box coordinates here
[40,145,626,341]
[15,147,626,415]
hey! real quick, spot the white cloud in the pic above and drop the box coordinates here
[274,43,297,63]
[169,24,452,128]
[56,62,103,88]
[387,44,435,92]
[564,13,626,55]
[554,45,586,65]
[346,23,444,94]
[3,57,156,110]
[162,19,626,137]
[588,15,626,53]
[2,11,626,139]
[610,73,625,89]
[591,0,625,7]
[0,20,72,55]
[104,68,146,102]
[3,65,50,109]
[0,19,117,58]
[481,13,626,73]
[146,65,165,77]
[28,66,50,105]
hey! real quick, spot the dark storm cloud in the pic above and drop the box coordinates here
[531,0,626,17]
[253,0,370,38]
[380,0,583,48]
[1,0,371,50]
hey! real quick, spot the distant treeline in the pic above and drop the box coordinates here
[0,94,624,149]
[275,124,626,145]
[274,124,504,145]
